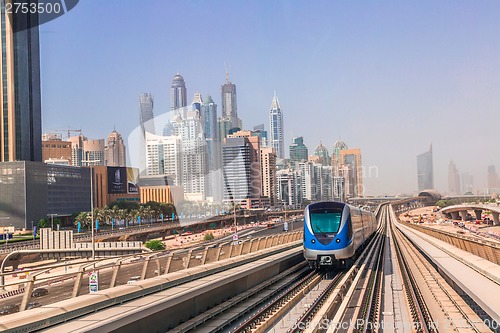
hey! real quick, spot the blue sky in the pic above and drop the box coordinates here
[40,0,500,195]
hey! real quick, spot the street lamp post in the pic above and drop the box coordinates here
[82,159,100,269]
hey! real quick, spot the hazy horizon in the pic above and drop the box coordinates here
[40,1,500,196]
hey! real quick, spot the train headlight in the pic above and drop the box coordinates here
[336,239,340,243]
[311,239,316,244]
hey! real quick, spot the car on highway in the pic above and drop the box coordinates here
[0,304,19,315]
[26,302,42,310]
[31,288,48,297]
[127,276,141,284]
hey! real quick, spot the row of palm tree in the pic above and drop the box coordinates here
[73,201,176,231]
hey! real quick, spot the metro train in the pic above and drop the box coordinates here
[303,201,377,268]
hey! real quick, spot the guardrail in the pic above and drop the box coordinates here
[0,231,303,305]
[400,222,500,265]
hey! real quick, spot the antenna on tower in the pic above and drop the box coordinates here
[224,62,231,83]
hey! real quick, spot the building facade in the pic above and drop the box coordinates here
[221,79,241,129]
[202,96,222,201]
[269,93,284,159]
[145,132,182,186]
[0,5,42,162]
[42,133,72,164]
[289,137,308,167]
[448,160,461,195]
[104,130,126,167]
[139,93,155,136]
[0,161,90,230]
[417,144,434,191]
[222,136,251,202]
[260,147,276,206]
[171,73,187,111]
[338,148,363,197]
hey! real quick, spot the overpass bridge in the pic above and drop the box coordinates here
[441,204,500,225]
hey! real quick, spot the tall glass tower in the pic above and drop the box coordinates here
[269,93,284,159]
[139,93,155,136]
[0,3,41,161]
[417,144,434,191]
[171,73,187,111]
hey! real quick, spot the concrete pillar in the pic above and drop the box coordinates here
[164,254,173,274]
[451,211,459,220]
[155,257,161,275]
[492,212,499,226]
[110,262,121,288]
[185,249,193,269]
[72,271,84,298]
[248,239,256,253]
[228,244,234,258]
[19,279,35,311]
[459,210,468,221]
[474,210,483,221]
[141,257,150,280]
[201,246,209,265]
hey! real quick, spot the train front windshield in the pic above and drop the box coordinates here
[309,208,343,234]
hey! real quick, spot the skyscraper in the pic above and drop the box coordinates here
[139,93,155,136]
[487,165,499,194]
[338,148,363,197]
[289,137,308,166]
[202,95,222,201]
[269,93,284,159]
[104,130,126,167]
[448,160,460,195]
[145,132,182,186]
[261,147,277,206]
[192,92,203,111]
[171,73,187,111]
[0,5,41,161]
[314,143,330,166]
[221,74,241,129]
[417,144,434,191]
[222,137,251,202]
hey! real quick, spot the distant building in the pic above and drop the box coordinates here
[217,117,232,142]
[0,7,42,162]
[260,147,277,206]
[277,169,302,209]
[171,73,187,111]
[139,93,155,136]
[105,130,126,167]
[82,139,105,166]
[171,106,207,199]
[227,130,262,198]
[202,96,222,202]
[289,137,308,167]
[487,165,499,194]
[269,93,284,159]
[192,92,203,111]
[461,173,474,194]
[221,76,241,129]
[67,134,86,167]
[145,132,182,186]
[90,166,140,208]
[222,136,252,202]
[42,133,72,165]
[448,160,461,195]
[253,124,268,148]
[417,144,434,191]
[338,148,363,197]
[314,143,330,166]
[138,176,184,206]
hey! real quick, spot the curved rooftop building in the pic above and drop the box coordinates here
[171,73,187,111]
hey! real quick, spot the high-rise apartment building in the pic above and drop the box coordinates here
[104,130,126,167]
[289,137,308,166]
[277,169,302,209]
[260,147,276,206]
[417,144,434,191]
[202,96,222,201]
[0,5,41,162]
[171,73,187,111]
[139,93,155,136]
[227,130,261,198]
[171,106,207,199]
[68,134,86,167]
[461,173,474,194]
[42,133,72,164]
[448,160,461,195]
[145,132,182,186]
[487,165,499,194]
[82,139,105,166]
[192,92,203,111]
[253,124,268,148]
[221,74,241,129]
[338,148,363,197]
[222,136,251,202]
[269,93,284,159]
[314,143,330,166]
